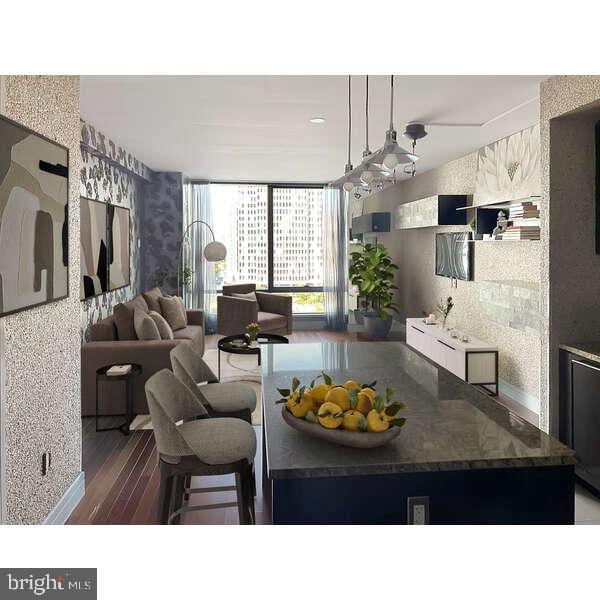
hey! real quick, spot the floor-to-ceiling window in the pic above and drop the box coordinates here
[210,183,324,313]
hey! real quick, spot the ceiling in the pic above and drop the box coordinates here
[80,75,547,183]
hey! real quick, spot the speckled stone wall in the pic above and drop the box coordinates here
[363,142,542,404]
[540,76,600,434]
[79,120,153,341]
[0,76,81,524]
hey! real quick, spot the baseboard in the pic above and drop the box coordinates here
[498,379,540,415]
[43,471,85,525]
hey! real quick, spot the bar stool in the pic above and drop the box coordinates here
[145,369,256,524]
[170,344,257,423]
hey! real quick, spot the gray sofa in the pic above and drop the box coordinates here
[81,289,205,416]
[216,283,293,336]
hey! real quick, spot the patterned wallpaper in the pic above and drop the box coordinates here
[79,120,152,341]
[0,76,81,523]
[141,172,183,296]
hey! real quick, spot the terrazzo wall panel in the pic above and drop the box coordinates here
[79,120,152,341]
[361,127,542,408]
[540,76,600,434]
[0,75,81,523]
[141,172,184,296]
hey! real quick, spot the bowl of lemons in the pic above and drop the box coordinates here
[276,371,406,448]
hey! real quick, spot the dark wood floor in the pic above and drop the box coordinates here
[67,330,537,525]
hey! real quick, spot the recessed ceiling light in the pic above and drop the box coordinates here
[309,116,326,124]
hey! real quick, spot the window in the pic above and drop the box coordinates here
[210,183,324,313]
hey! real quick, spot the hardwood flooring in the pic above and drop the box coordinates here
[67,330,537,525]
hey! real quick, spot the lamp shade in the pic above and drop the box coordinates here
[203,241,227,262]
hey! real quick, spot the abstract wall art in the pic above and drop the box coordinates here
[80,197,108,299]
[0,114,69,317]
[107,204,130,291]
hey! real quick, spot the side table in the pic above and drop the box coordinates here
[96,364,142,435]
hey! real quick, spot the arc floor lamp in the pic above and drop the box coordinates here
[176,219,227,294]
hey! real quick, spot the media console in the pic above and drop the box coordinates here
[406,318,498,395]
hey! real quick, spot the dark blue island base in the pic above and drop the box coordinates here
[266,465,574,525]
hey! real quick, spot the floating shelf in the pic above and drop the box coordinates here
[455,195,542,211]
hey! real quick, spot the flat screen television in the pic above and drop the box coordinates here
[435,232,472,280]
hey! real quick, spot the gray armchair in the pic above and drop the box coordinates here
[217,283,293,336]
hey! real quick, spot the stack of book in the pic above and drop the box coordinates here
[503,201,540,240]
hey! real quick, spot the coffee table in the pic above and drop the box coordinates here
[217,333,288,380]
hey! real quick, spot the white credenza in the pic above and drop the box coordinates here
[406,318,498,394]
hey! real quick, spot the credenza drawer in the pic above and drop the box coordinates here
[407,324,431,355]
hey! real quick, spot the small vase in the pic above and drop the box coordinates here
[249,339,259,348]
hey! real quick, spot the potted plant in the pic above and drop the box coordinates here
[349,242,399,337]
[245,322,260,347]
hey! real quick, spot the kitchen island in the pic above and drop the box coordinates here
[261,341,575,524]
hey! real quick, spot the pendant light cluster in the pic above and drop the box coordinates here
[333,75,420,195]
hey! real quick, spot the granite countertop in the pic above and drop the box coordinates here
[559,342,600,363]
[261,342,575,479]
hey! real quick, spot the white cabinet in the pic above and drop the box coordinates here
[405,318,497,394]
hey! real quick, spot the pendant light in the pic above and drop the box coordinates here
[369,75,418,171]
[356,75,383,187]
[331,76,362,191]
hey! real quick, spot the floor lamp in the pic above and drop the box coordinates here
[176,219,227,296]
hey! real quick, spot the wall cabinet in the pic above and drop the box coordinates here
[406,318,498,394]
[559,349,600,493]
[394,195,469,230]
[351,212,390,235]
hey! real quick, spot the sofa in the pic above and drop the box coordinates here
[216,283,293,336]
[81,288,205,416]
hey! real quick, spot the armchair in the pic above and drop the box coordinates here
[217,283,292,336]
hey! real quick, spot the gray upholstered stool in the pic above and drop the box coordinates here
[170,344,257,424]
[145,369,256,525]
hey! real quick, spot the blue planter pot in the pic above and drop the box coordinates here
[363,314,393,338]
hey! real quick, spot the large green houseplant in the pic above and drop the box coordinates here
[349,242,399,337]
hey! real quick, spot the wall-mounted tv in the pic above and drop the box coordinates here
[435,232,472,281]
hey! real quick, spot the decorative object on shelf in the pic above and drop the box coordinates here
[0,114,69,317]
[349,242,399,337]
[424,313,437,325]
[491,209,508,239]
[276,371,406,448]
[436,296,454,329]
[245,322,260,347]
[177,219,226,293]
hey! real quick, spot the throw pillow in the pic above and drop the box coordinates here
[158,295,187,331]
[148,310,174,340]
[113,302,137,340]
[231,291,258,302]
[142,287,163,313]
[134,309,161,340]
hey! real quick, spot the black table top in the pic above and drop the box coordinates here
[218,333,288,355]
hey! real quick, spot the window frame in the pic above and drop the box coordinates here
[203,181,326,294]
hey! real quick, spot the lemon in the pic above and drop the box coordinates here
[366,409,390,433]
[342,409,366,432]
[317,402,344,429]
[311,384,331,406]
[324,386,351,411]
[355,390,374,415]
[360,387,377,401]
[343,380,361,392]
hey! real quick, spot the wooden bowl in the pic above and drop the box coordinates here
[281,406,402,448]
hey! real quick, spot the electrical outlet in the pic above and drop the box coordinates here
[41,451,51,476]
[407,496,429,524]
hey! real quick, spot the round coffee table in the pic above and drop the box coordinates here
[217,333,288,380]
